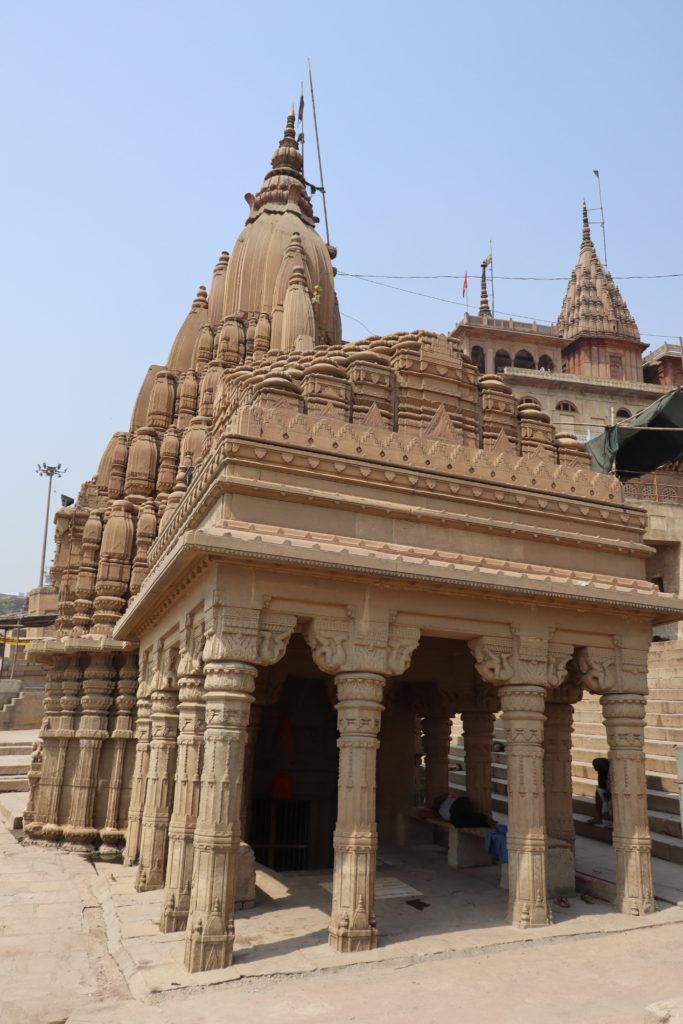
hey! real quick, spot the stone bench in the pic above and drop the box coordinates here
[400,808,496,870]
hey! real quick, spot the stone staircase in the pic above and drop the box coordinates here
[0,730,36,794]
[450,640,683,864]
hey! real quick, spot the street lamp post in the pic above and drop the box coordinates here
[36,463,66,589]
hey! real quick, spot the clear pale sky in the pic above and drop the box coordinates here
[2,0,682,595]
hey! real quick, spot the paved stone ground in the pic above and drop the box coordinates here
[3,813,683,1024]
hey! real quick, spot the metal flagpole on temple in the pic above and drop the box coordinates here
[489,241,495,319]
[308,58,330,246]
[593,170,608,266]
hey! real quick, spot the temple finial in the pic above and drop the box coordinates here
[479,261,491,317]
[582,201,591,246]
[284,106,296,141]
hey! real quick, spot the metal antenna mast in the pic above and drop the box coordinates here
[36,462,65,588]
[593,169,608,266]
[307,58,330,245]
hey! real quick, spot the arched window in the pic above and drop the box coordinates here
[520,396,542,409]
[538,354,554,371]
[513,349,535,369]
[470,345,486,373]
[556,400,578,414]
[495,349,511,373]
[615,408,632,420]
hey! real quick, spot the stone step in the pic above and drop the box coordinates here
[0,776,29,793]
[448,778,683,862]
[572,746,675,776]
[0,754,30,776]
[0,742,33,756]
[571,721,683,744]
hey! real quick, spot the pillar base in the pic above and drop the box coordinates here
[23,821,45,841]
[62,825,98,852]
[185,910,234,973]
[99,829,126,861]
[328,923,378,953]
[135,864,165,892]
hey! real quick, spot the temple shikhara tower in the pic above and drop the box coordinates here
[25,109,683,973]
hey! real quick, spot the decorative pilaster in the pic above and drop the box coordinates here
[184,658,256,973]
[123,691,151,866]
[601,692,655,916]
[329,672,385,952]
[161,623,205,932]
[422,715,452,807]
[43,654,83,843]
[63,653,116,850]
[461,711,494,816]
[100,652,138,859]
[137,646,179,891]
[24,656,66,841]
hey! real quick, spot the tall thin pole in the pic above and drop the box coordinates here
[36,463,65,588]
[489,240,495,320]
[593,169,608,266]
[307,58,330,245]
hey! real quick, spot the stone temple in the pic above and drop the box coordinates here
[25,108,683,973]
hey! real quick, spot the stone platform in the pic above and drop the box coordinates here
[79,840,683,1000]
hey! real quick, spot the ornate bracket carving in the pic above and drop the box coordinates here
[468,636,514,685]
[305,618,420,677]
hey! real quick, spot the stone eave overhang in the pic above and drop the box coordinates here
[561,333,648,354]
[26,634,136,663]
[115,526,683,640]
[148,434,650,572]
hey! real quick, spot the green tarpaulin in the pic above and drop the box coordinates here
[586,388,683,478]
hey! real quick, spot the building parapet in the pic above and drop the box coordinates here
[502,366,668,396]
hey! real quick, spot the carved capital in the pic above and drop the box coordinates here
[547,642,574,688]
[306,619,419,677]
[468,636,514,685]
[204,605,296,667]
[257,612,297,666]
[573,646,617,694]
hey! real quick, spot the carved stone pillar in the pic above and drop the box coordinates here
[137,647,179,891]
[601,693,655,916]
[100,652,138,859]
[422,715,452,807]
[305,618,420,954]
[63,653,116,850]
[124,691,151,866]
[330,672,385,952]
[574,643,655,916]
[161,624,205,932]
[469,634,551,928]
[184,606,296,973]
[499,683,550,927]
[462,711,494,816]
[544,700,575,846]
[184,658,256,973]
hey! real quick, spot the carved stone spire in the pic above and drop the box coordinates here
[281,264,316,352]
[557,203,640,343]
[479,261,491,317]
[167,286,210,374]
[246,108,314,226]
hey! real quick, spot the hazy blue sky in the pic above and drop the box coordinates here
[2,0,682,594]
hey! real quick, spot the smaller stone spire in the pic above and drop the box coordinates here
[192,285,208,309]
[479,261,491,317]
[581,200,591,247]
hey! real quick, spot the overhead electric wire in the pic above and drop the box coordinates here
[339,271,683,282]
[338,272,683,342]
